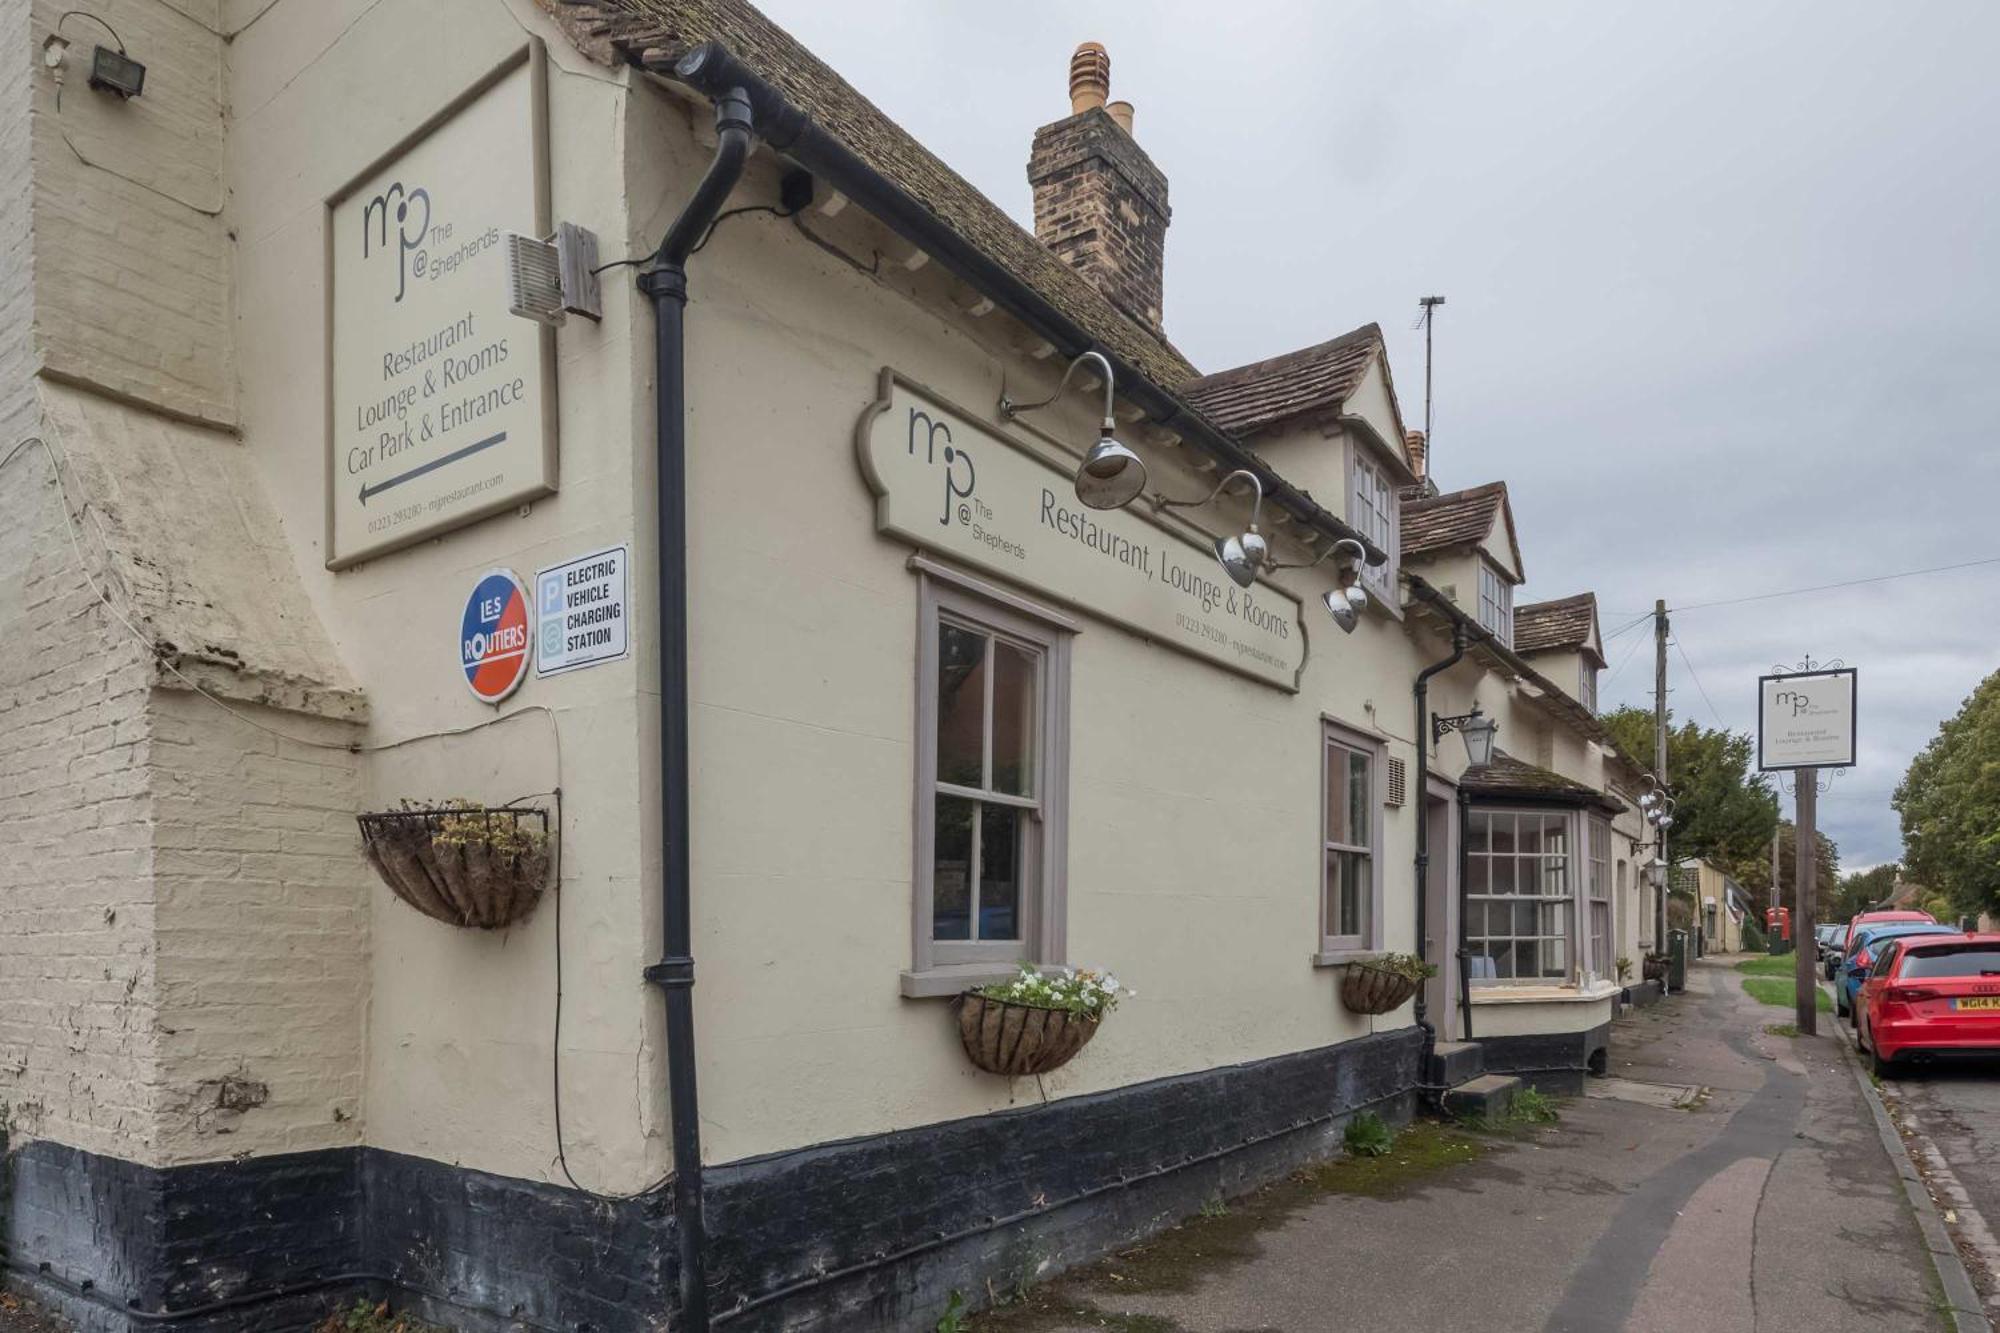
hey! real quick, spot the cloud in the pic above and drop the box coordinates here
[752,0,2000,869]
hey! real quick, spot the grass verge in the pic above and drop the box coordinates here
[1743,976,1831,1011]
[1736,954,1808,977]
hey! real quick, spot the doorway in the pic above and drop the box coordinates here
[1424,781,1458,1030]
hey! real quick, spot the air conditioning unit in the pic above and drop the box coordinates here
[505,222,601,326]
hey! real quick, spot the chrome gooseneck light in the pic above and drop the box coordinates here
[1156,469,1267,588]
[1000,350,1147,510]
[1268,537,1371,632]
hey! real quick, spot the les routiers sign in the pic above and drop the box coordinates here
[324,44,557,569]
[857,370,1307,690]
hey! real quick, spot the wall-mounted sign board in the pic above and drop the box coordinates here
[1757,667,1857,770]
[461,568,532,704]
[856,370,1306,691]
[536,545,629,676]
[325,42,557,569]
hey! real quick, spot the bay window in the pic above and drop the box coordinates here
[906,575,1071,994]
[1466,809,1573,983]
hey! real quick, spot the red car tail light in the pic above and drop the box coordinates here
[1886,986,1938,1004]
[1854,949,1872,969]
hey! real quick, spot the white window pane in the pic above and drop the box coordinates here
[936,623,986,788]
[990,639,1037,797]
[932,794,975,940]
[978,803,1024,941]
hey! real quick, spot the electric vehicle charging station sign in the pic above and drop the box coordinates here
[461,568,532,703]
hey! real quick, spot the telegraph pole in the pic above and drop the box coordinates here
[1795,772,1819,1033]
[1769,825,1781,955]
[1654,600,1670,967]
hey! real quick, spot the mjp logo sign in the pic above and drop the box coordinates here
[361,180,432,303]
[909,408,981,529]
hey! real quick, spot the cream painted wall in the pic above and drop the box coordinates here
[225,0,667,1186]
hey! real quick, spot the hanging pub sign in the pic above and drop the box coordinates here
[857,369,1306,690]
[324,43,556,569]
[1757,666,1857,770]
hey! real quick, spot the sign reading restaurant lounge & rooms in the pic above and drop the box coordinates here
[325,44,557,569]
[858,370,1306,690]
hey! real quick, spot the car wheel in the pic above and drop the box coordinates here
[1870,1041,1899,1079]
[1836,993,1848,1018]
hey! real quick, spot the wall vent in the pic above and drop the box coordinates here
[1385,756,1407,807]
[504,222,601,325]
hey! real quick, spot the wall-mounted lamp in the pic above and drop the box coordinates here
[1000,350,1147,511]
[1638,775,1676,829]
[1266,538,1369,632]
[1155,469,1266,588]
[1432,703,1498,767]
[45,12,141,100]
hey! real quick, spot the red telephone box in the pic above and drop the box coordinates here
[1765,906,1792,943]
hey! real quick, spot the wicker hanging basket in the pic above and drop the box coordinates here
[956,992,1102,1076]
[357,804,552,930]
[1339,959,1421,1016]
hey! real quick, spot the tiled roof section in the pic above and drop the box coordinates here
[1515,592,1601,664]
[1180,324,1382,438]
[560,0,1196,391]
[1401,482,1506,559]
[1461,751,1618,811]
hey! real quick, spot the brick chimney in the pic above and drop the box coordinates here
[1027,43,1171,332]
[1404,430,1440,499]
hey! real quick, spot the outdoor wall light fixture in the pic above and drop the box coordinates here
[1000,350,1147,510]
[1432,704,1499,767]
[1638,776,1677,829]
[1269,538,1371,633]
[1154,469,1267,588]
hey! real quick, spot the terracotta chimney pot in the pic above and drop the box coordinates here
[1069,42,1109,114]
[1406,430,1429,478]
[1106,100,1135,135]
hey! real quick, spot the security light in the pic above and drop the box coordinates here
[88,44,144,98]
[1000,350,1147,511]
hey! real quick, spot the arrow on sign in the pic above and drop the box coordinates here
[359,431,508,505]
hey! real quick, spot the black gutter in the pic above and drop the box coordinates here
[636,66,755,1333]
[1412,621,1467,1089]
[643,41,1385,568]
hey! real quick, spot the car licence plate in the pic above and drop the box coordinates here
[1954,997,2000,1011]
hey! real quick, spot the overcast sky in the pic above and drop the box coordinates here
[753,0,2000,870]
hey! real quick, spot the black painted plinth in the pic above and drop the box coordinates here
[1474,1021,1612,1096]
[4,1028,1419,1332]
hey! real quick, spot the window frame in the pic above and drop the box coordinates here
[1586,815,1612,981]
[1465,806,1581,986]
[1318,721,1386,959]
[1347,443,1399,603]
[1579,661,1598,713]
[1476,559,1514,648]
[905,571,1073,997]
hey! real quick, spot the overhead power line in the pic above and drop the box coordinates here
[1674,554,2000,613]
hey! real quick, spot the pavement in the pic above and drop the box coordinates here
[975,953,1974,1332]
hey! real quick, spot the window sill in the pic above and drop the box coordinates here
[900,964,1027,999]
[1469,980,1621,1004]
[1312,948,1385,968]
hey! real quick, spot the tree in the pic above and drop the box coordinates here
[1895,669,2000,919]
[1831,862,1898,922]
[1602,708,1781,875]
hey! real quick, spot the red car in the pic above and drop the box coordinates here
[1838,908,1937,957]
[1856,934,2000,1076]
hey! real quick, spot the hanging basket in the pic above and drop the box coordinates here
[955,992,1102,1077]
[1339,959,1421,1016]
[357,804,552,930]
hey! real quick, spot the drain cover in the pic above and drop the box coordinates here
[1585,1077,1705,1110]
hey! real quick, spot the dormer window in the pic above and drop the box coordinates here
[1350,448,1397,595]
[1477,560,1514,648]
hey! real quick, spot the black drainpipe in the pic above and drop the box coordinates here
[1412,623,1466,1091]
[637,62,754,1333]
[1457,783,1474,1041]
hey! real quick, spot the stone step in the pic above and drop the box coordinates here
[1427,1041,1485,1087]
[1441,1073,1520,1121]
